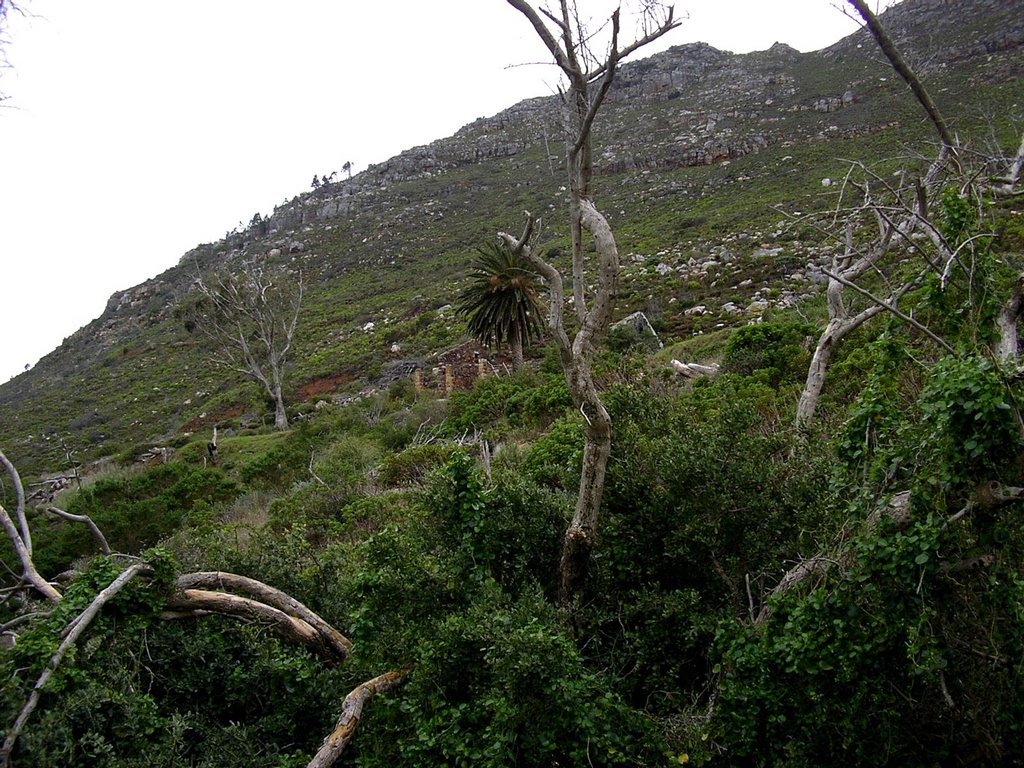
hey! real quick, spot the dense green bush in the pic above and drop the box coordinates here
[379,442,457,486]
[31,464,240,576]
[582,378,829,714]
[721,320,815,387]
[445,369,571,434]
[520,415,584,490]
[360,586,666,768]
[711,346,1024,766]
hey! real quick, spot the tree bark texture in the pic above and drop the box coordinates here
[306,668,409,768]
[171,571,352,660]
[503,0,677,607]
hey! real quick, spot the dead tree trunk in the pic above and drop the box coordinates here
[503,0,677,607]
[795,206,920,430]
[794,2,968,430]
[846,0,957,154]
[997,274,1024,363]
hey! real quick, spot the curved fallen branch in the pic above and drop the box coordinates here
[1,448,390,762]
[170,571,352,660]
[307,667,410,768]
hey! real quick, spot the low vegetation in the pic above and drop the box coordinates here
[3,1,1024,765]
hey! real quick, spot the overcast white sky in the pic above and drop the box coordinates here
[0,1,889,385]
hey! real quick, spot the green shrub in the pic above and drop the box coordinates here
[357,586,666,768]
[379,442,457,487]
[32,464,240,576]
[446,369,571,434]
[520,415,584,490]
[721,320,815,387]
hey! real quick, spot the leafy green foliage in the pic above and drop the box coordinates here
[721,319,815,387]
[4,17,1024,765]
[359,586,665,768]
[583,378,829,713]
[445,367,571,435]
[455,241,545,361]
[712,338,1024,765]
[31,464,240,576]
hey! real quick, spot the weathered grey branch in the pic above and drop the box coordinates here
[307,668,410,768]
[0,562,151,768]
[0,501,60,603]
[1,449,31,556]
[671,360,719,378]
[46,507,110,556]
[997,273,1024,363]
[161,589,328,650]
[171,571,352,660]
[985,130,1024,196]
[820,267,953,353]
[845,0,957,152]
[757,484,1024,625]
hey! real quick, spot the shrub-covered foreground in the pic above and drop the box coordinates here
[4,317,1024,766]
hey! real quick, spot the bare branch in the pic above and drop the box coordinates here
[1,449,31,556]
[845,0,957,152]
[186,256,302,430]
[821,267,953,353]
[307,668,411,768]
[1,562,152,768]
[0,502,60,603]
[502,0,678,605]
[172,571,352,660]
[45,507,111,556]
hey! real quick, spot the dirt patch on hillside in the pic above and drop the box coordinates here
[183,404,246,432]
[297,373,355,400]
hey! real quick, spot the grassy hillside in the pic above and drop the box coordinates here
[3,2,1024,765]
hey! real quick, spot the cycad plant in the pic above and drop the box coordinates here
[456,241,545,370]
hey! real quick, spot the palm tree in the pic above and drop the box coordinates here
[456,241,544,370]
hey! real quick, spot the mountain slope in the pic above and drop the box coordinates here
[2,0,1022,473]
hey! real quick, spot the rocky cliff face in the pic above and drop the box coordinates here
[2,0,1022,472]
[262,0,1023,235]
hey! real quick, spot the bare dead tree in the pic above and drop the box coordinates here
[794,168,945,429]
[500,0,678,606]
[794,0,958,431]
[187,256,303,431]
[794,2,1024,429]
